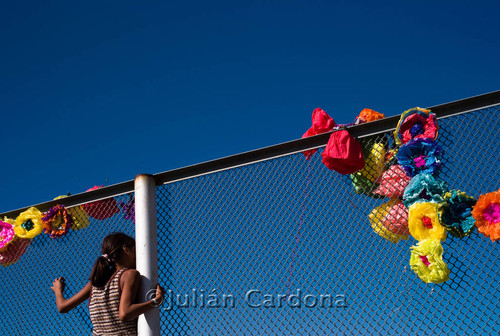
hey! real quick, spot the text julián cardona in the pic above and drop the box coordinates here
[160,289,347,310]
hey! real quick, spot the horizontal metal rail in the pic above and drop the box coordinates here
[2,90,499,218]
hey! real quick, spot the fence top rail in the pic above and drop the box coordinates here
[1,90,499,218]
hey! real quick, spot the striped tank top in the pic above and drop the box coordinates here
[89,268,138,336]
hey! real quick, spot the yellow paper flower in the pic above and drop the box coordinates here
[358,143,386,182]
[369,199,409,243]
[408,202,447,242]
[14,207,43,239]
[410,239,450,284]
[54,195,90,230]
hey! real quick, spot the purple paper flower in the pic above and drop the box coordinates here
[119,198,135,223]
[42,204,73,238]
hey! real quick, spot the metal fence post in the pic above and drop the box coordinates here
[135,174,160,336]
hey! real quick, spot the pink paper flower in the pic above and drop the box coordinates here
[381,199,410,235]
[373,165,411,198]
[0,221,16,252]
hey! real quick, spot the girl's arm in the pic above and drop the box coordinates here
[51,277,92,313]
[118,269,164,321]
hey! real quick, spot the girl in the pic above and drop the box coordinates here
[51,232,164,336]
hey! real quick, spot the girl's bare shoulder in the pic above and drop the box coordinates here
[121,269,141,280]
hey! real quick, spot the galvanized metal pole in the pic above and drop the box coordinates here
[135,174,160,336]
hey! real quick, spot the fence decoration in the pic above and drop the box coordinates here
[0,92,498,335]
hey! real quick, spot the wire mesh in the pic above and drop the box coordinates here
[0,193,135,335]
[0,104,498,335]
[156,105,500,335]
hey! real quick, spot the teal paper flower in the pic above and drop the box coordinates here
[403,174,448,209]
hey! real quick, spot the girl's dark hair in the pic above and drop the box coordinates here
[89,232,135,288]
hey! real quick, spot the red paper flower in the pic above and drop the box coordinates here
[82,186,120,220]
[394,107,438,146]
[302,108,336,159]
[321,130,365,175]
[0,238,32,266]
[311,108,336,133]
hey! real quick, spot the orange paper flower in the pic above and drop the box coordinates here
[472,189,500,241]
[42,205,73,238]
[356,108,385,123]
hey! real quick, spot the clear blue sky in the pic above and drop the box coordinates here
[1,0,499,212]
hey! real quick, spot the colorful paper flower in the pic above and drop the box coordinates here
[54,195,90,230]
[349,173,384,198]
[311,108,336,134]
[118,197,135,223]
[373,165,411,198]
[0,220,16,252]
[42,204,73,238]
[357,142,386,182]
[403,173,448,209]
[438,190,476,238]
[369,199,409,243]
[0,238,32,266]
[397,139,442,177]
[371,220,408,243]
[381,199,410,235]
[385,148,399,164]
[322,130,365,175]
[472,189,500,241]
[14,207,43,239]
[394,107,438,146]
[356,108,385,123]
[409,238,450,284]
[82,186,120,220]
[301,108,337,159]
[408,202,447,242]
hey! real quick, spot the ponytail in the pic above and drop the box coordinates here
[90,255,116,288]
[89,232,135,288]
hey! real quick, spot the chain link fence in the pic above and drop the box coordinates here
[155,105,499,335]
[0,194,135,335]
[0,101,498,335]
